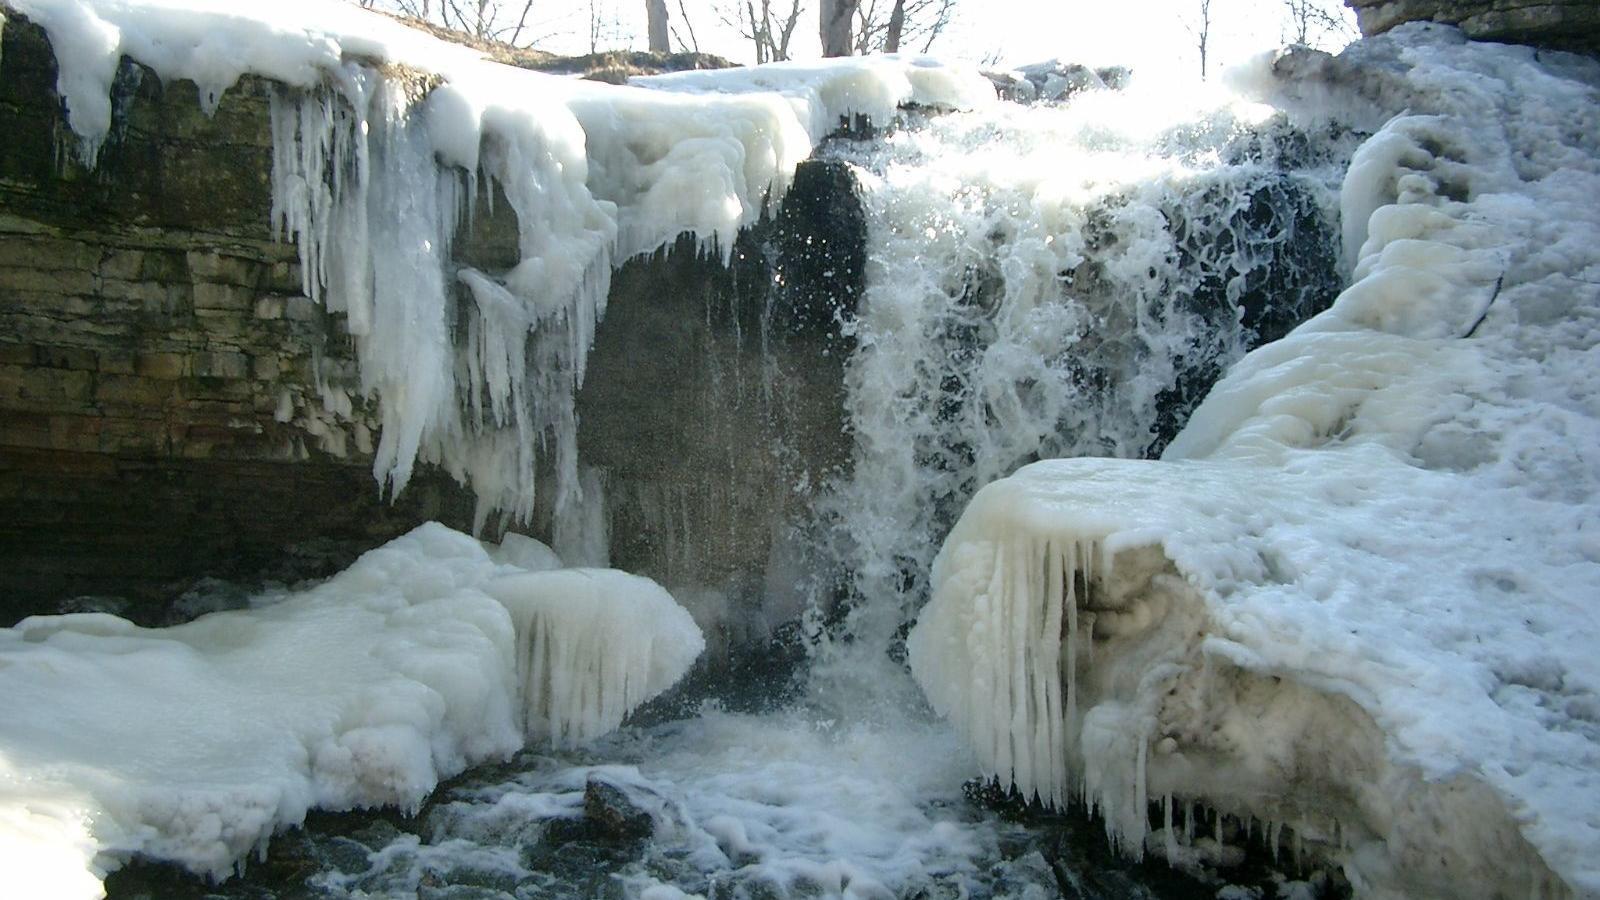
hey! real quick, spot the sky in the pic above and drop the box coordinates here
[435,0,1358,80]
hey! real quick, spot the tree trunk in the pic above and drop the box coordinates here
[646,0,670,51]
[820,0,858,57]
[884,0,906,52]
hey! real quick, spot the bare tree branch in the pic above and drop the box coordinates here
[674,0,701,51]
[1186,0,1213,80]
[854,0,953,55]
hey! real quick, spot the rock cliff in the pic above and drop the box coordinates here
[0,12,860,633]
[1346,0,1600,53]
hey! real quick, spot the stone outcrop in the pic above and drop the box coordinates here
[578,161,861,667]
[1345,0,1600,53]
[0,11,862,637]
[0,16,483,624]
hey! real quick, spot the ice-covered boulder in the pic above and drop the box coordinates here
[910,26,1600,900]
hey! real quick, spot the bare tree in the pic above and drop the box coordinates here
[671,0,702,52]
[506,0,535,44]
[586,0,629,52]
[1280,0,1357,48]
[1186,0,1213,80]
[386,0,542,46]
[717,0,805,62]
[646,0,670,51]
[820,0,857,57]
[882,0,905,52]
[854,0,954,54]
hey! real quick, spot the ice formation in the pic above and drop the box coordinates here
[2,0,992,530]
[909,27,1600,900]
[0,525,703,896]
[813,63,1348,666]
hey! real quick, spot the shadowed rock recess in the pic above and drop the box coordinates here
[0,13,862,631]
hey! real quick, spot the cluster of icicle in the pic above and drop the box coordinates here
[488,566,706,745]
[906,536,1130,832]
[8,0,998,535]
[269,73,615,534]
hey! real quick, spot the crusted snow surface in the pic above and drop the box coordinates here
[910,27,1600,900]
[3,0,992,529]
[0,524,703,897]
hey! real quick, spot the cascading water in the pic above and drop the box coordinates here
[99,67,1355,900]
[805,76,1347,707]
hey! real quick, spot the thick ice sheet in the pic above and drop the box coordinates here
[910,27,1600,898]
[0,525,703,897]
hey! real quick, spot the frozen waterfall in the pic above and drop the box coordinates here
[2,0,1599,898]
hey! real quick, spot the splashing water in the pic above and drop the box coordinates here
[807,77,1348,703]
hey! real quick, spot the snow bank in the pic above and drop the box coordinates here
[0,524,703,897]
[910,27,1600,899]
[2,0,993,530]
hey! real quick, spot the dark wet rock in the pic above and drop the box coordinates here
[964,778,1354,900]
[1345,0,1600,54]
[583,778,656,841]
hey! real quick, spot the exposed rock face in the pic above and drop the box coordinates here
[578,161,861,668]
[1346,0,1600,53]
[0,17,480,624]
[0,13,861,637]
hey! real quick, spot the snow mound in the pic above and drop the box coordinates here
[0,524,703,897]
[910,26,1600,900]
[490,569,705,745]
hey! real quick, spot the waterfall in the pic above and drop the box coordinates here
[808,78,1348,691]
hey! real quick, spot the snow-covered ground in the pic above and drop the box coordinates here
[0,525,702,896]
[910,26,1600,900]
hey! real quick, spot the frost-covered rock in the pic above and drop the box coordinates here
[0,523,703,897]
[909,26,1600,900]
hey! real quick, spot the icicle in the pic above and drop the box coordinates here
[1065,539,1079,758]
[1163,794,1178,860]
[1134,734,1148,853]
[1042,539,1066,807]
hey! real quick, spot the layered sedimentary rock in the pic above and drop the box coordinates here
[1346,0,1600,52]
[0,11,866,631]
[0,17,481,622]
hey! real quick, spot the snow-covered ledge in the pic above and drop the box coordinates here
[910,27,1600,900]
